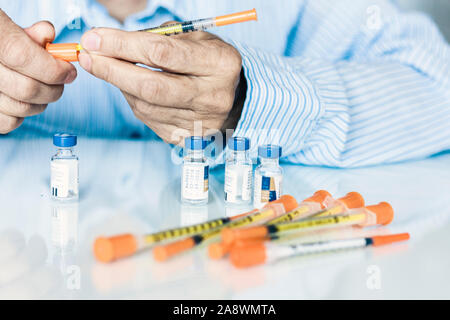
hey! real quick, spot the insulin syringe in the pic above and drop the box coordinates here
[222,202,395,245]
[152,195,299,262]
[139,8,257,35]
[230,233,410,268]
[93,209,256,263]
[45,9,257,62]
[93,195,296,263]
[208,191,366,259]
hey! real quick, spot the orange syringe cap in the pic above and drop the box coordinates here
[230,243,267,269]
[46,43,81,62]
[153,237,195,262]
[302,190,331,209]
[93,234,138,263]
[221,195,295,246]
[209,238,265,260]
[267,194,299,212]
[338,192,365,209]
[208,238,266,260]
[366,202,394,225]
[222,225,268,245]
[372,233,410,247]
[215,8,257,27]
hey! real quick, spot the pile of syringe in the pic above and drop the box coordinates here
[93,190,409,268]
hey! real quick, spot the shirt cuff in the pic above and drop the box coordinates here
[288,58,350,166]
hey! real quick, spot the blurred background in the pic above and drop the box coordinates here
[397,0,450,41]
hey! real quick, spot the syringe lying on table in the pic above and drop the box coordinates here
[208,191,365,259]
[93,194,296,263]
[46,9,257,61]
[222,202,394,244]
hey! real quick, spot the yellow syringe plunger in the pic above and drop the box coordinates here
[46,43,82,62]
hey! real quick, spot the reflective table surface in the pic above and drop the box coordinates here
[1,138,449,299]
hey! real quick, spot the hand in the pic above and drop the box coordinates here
[78,25,244,145]
[0,10,77,134]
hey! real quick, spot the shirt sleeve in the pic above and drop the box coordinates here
[228,0,450,168]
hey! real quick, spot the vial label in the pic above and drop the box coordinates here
[51,160,78,199]
[254,172,282,208]
[182,164,209,201]
[225,165,252,203]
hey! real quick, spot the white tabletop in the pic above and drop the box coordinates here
[1,137,449,299]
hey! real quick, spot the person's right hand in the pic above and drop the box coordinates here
[0,10,77,134]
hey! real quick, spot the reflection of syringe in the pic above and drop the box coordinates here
[45,9,257,62]
[230,233,410,268]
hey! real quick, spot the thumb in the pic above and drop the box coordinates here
[24,21,55,47]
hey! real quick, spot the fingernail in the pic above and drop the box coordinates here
[64,69,77,84]
[78,53,92,72]
[81,31,101,51]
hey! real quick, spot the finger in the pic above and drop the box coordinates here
[136,116,187,146]
[0,112,23,134]
[78,52,196,108]
[128,95,226,129]
[0,63,64,104]
[24,21,55,46]
[0,11,77,84]
[123,92,188,145]
[80,27,219,75]
[0,94,46,117]
[123,91,186,127]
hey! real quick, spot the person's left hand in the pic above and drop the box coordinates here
[78,26,244,145]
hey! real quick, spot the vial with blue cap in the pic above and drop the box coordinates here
[181,136,209,205]
[254,145,283,208]
[51,134,79,201]
[225,137,252,205]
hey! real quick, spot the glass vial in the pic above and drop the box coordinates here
[51,134,79,201]
[181,136,209,205]
[225,137,252,205]
[253,145,283,209]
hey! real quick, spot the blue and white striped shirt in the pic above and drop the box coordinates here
[2,0,450,167]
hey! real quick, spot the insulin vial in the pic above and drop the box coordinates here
[225,137,252,205]
[181,136,209,205]
[50,134,79,201]
[253,145,283,209]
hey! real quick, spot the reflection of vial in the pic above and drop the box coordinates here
[253,145,283,209]
[51,134,79,201]
[181,136,209,205]
[51,201,79,297]
[51,201,79,250]
[225,137,252,205]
